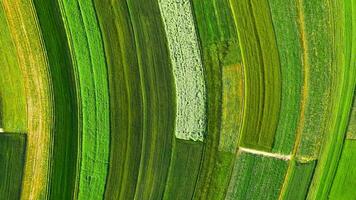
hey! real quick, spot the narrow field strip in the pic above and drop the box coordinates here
[125,0,176,199]
[58,0,110,199]
[93,1,144,199]
[33,0,79,199]
[159,0,206,142]
[230,0,282,151]
[303,0,356,199]
[2,1,54,199]
[191,0,243,199]
[267,0,303,154]
[219,63,244,153]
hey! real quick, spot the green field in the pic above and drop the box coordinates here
[0,0,355,199]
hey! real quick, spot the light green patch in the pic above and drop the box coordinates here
[159,0,206,141]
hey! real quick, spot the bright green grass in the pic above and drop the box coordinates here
[0,5,27,132]
[330,140,356,199]
[58,0,110,199]
[0,133,26,199]
[329,95,356,199]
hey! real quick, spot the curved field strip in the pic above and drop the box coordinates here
[0,6,27,133]
[2,1,54,199]
[330,93,356,199]
[57,1,110,199]
[159,0,206,142]
[158,1,206,199]
[125,0,175,198]
[191,0,243,199]
[93,1,144,199]
[95,0,176,199]
[32,0,79,199]
[230,0,281,151]
[267,0,303,154]
[306,0,356,199]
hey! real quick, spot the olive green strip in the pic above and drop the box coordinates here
[230,0,281,151]
[126,0,176,199]
[94,1,144,199]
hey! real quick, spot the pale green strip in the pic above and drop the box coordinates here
[158,0,206,141]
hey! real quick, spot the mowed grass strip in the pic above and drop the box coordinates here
[58,0,110,199]
[94,1,143,199]
[126,0,176,199]
[191,0,242,199]
[0,6,27,132]
[0,133,26,199]
[2,1,54,199]
[32,1,79,199]
[159,0,206,142]
[225,151,288,200]
[230,0,281,151]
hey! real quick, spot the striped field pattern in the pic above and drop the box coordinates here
[0,0,355,200]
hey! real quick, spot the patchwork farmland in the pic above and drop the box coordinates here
[0,0,355,200]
